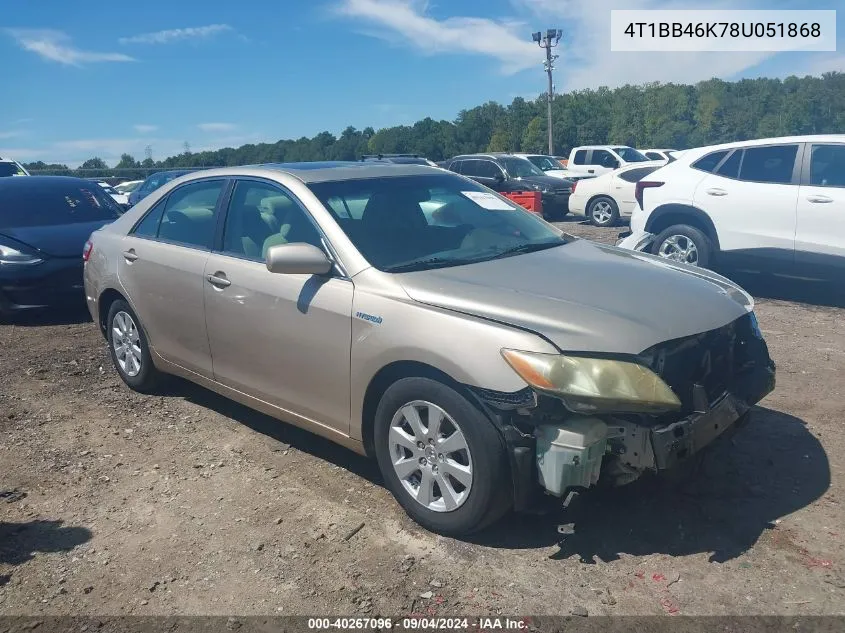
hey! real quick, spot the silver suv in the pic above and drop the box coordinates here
[84,162,775,535]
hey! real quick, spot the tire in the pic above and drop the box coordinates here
[652,224,712,268]
[587,196,619,227]
[373,377,512,536]
[106,299,162,393]
[542,203,568,222]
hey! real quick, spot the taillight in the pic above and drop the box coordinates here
[82,239,93,262]
[570,180,578,193]
[635,180,664,209]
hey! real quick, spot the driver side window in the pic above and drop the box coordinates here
[221,181,323,262]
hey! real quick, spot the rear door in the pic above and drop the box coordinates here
[795,142,845,279]
[461,159,506,191]
[117,178,228,377]
[692,143,801,271]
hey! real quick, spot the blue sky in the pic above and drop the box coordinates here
[1,0,842,166]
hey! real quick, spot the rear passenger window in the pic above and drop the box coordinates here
[716,150,742,179]
[158,180,225,249]
[739,145,798,185]
[809,144,845,187]
[573,150,587,165]
[132,201,165,238]
[692,151,729,173]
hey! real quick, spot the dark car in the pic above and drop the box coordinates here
[442,154,573,220]
[128,170,193,207]
[0,176,121,317]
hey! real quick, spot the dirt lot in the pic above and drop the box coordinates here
[1,218,844,617]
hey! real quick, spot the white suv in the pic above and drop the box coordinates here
[0,157,29,177]
[617,135,845,281]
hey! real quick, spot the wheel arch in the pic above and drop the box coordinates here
[360,361,468,458]
[97,288,128,338]
[645,204,720,250]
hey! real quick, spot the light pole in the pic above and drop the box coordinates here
[533,29,562,156]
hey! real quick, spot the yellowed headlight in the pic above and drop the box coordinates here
[501,349,681,414]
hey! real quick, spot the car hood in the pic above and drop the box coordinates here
[513,174,572,189]
[0,219,112,258]
[396,239,752,355]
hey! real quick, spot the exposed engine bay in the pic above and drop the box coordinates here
[471,312,776,507]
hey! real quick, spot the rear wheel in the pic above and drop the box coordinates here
[587,196,619,227]
[373,377,511,535]
[106,299,162,393]
[652,224,712,268]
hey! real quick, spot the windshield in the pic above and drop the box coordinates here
[613,147,649,162]
[0,181,122,228]
[308,173,567,272]
[527,156,561,171]
[0,162,27,177]
[499,157,545,178]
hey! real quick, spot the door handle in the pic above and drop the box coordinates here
[206,273,231,288]
[587,169,595,174]
[807,195,834,204]
[122,249,138,262]
[706,188,728,196]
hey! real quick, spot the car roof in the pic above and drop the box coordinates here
[157,162,443,185]
[145,169,193,178]
[450,153,526,160]
[0,175,101,190]
[677,135,845,163]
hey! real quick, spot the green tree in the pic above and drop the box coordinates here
[80,157,108,170]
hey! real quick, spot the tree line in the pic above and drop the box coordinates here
[25,72,845,180]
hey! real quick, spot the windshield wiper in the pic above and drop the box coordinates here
[386,256,474,273]
[488,241,565,260]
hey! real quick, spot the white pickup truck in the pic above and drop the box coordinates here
[563,145,652,178]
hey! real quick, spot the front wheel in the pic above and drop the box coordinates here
[373,377,511,535]
[652,224,713,268]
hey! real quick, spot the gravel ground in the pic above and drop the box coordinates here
[1,218,843,617]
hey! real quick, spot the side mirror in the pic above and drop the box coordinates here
[265,243,333,276]
[494,171,505,182]
[611,160,621,169]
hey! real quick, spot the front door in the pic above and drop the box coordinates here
[117,178,228,377]
[203,179,354,433]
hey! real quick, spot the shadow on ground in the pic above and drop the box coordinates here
[471,406,830,563]
[172,379,382,486]
[0,520,92,566]
[1,303,92,327]
[727,273,845,310]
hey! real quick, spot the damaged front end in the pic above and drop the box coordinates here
[470,312,776,510]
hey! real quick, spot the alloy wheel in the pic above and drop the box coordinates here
[112,311,142,377]
[591,200,614,225]
[658,234,699,265]
[388,400,473,512]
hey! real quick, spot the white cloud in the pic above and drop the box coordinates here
[336,0,540,74]
[119,24,232,45]
[5,29,135,66]
[197,122,237,132]
[511,0,776,90]
[133,124,158,134]
[0,130,24,140]
[779,53,845,78]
